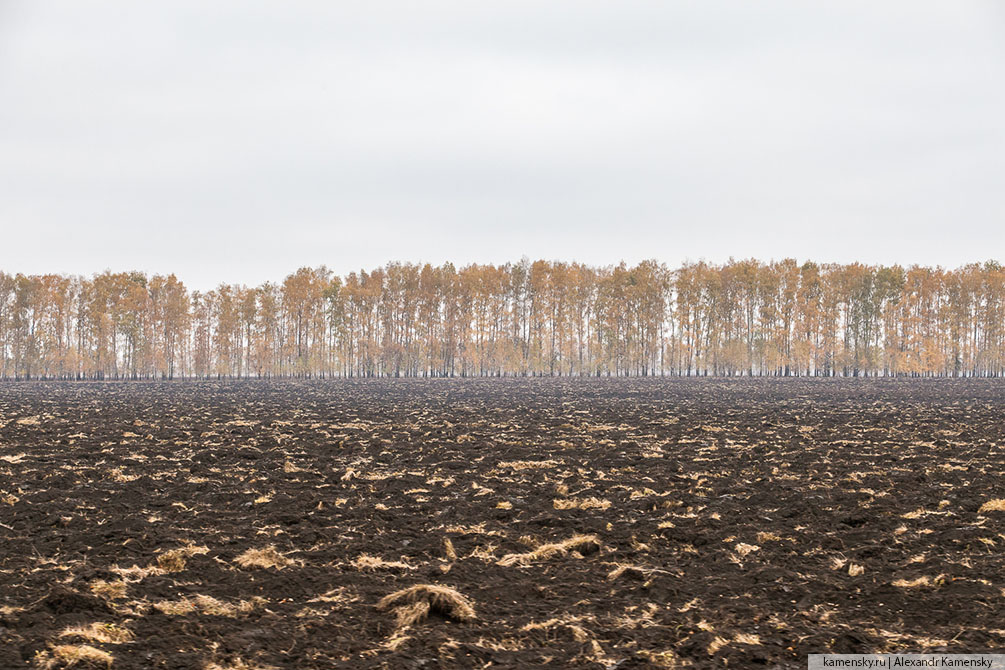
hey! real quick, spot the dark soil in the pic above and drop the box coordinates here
[1,379,1003,669]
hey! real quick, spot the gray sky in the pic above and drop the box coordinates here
[1,1,1003,290]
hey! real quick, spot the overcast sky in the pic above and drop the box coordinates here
[1,1,1003,290]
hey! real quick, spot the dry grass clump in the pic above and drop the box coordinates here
[607,564,648,581]
[709,633,762,655]
[89,580,128,600]
[892,575,946,588]
[108,565,159,581]
[978,499,1005,514]
[58,623,133,644]
[708,633,763,654]
[107,467,138,483]
[443,522,505,537]
[154,595,267,617]
[497,460,560,470]
[376,584,476,628]
[153,599,202,616]
[99,543,209,583]
[234,546,292,570]
[521,615,592,634]
[35,644,113,669]
[755,531,785,543]
[733,543,760,557]
[467,544,498,562]
[352,554,414,571]
[155,544,209,572]
[521,616,605,658]
[553,497,611,511]
[497,534,600,567]
[390,601,433,629]
[707,636,731,655]
[307,587,358,605]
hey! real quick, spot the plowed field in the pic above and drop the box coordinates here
[1,379,1003,669]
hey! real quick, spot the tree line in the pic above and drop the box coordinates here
[1,258,1003,380]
